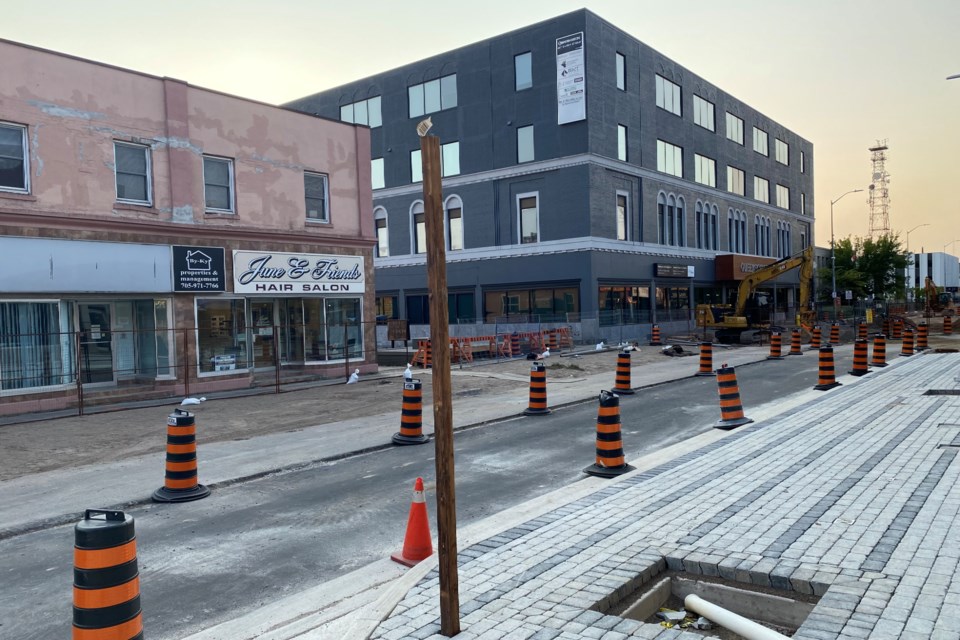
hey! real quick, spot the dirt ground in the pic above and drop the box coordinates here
[0,339,705,481]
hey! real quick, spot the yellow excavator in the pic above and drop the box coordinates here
[697,246,816,343]
[924,276,956,316]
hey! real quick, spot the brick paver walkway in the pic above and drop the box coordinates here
[373,353,960,639]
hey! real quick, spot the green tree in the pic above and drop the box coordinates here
[819,233,907,301]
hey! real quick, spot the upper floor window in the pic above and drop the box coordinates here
[616,192,628,241]
[801,150,806,173]
[441,142,460,177]
[517,125,535,163]
[693,95,715,131]
[776,184,790,209]
[656,140,682,178]
[371,158,385,190]
[203,156,234,213]
[775,138,789,165]
[696,202,719,250]
[410,149,422,183]
[728,209,747,253]
[340,96,382,128]
[694,154,716,188]
[114,141,151,205]
[374,207,389,258]
[754,176,770,204]
[727,166,745,196]
[657,193,685,247]
[801,192,806,215]
[655,75,681,116]
[515,52,532,91]
[615,53,626,91]
[753,127,768,156]
[409,74,457,118]
[725,112,744,145]
[617,125,627,162]
[446,196,463,251]
[304,172,329,222]
[412,201,426,254]
[518,193,539,244]
[0,122,29,193]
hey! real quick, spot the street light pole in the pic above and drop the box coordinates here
[830,189,864,319]
[905,223,930,254]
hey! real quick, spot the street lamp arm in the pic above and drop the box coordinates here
[830,188,864,207]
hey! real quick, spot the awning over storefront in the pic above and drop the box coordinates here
[714,254,777,281]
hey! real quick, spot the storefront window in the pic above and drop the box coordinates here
[599,285,650,325]
[449,292,475,324]
[376,295,399,322]
[483,287,580,322]
[0,301,74,390]
[325,298,363,359]
[655,286,691,322]
[196,298,248,374]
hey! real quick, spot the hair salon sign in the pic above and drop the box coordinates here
[232,251,365,294]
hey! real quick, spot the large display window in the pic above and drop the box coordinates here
[196,298,248,374]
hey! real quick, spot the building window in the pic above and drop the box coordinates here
[483,286,579,322]
[0,301,75,390]
[408,74,457,118]
[114,141,151,204]
[657,192,685,247]
[775,138,789,165]
[410,149,422,183]
[656,140,682,177]
[753,127,768,156]
[410,201,426,255]
[708,204,720,250]
[697,202,719,250]
[801,151,806,173]
[694,154,716,187]
[693,95,715,131]
[599,285,650,325]
[801,192,806,215]
[0,122,29,192]
[203,156,234,213]
[374,207,389,258]
[800,222,809,249]
[518,193,538,244]
[376,295,399,321]
[517,125,535,163]
[448,292,476,323]
[727,166,745,196]
[515,52,532,91]
[446,196,463,251]
[371,158,385,190]
[725,112,744,145]
[754,176,769,204]
[728,209,747,253]
[617,125,627,161]
[340,96,382,128]
[197,298,248,374]
[655,75,681,116]
[441,142,460,177]
[755,216,773,257]
[776,184,790,209]
[616,53,626,91]
[616,192,628,241]
[304,172,329,222]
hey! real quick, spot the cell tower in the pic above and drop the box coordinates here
[867,140,891,238]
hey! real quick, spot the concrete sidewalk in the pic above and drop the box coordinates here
[349,350,960,639]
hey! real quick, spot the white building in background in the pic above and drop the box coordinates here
[907,252,960,293]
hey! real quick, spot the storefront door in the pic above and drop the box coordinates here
[78,303,114,384]
[279,299,305,365]
[250,300,277,369]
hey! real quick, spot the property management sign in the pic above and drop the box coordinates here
[173,246,225,292]
[233,251,365,294]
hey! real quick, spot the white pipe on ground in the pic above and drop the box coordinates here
[684,594,791,640]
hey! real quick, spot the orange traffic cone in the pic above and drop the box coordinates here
[391,477,433,567]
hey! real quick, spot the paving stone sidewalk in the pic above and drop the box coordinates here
[373,353,960,640]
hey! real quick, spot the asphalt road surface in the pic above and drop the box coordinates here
[0,350,854,640]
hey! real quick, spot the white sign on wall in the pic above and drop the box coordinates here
[556,32,586,125]
[233,251,365,294]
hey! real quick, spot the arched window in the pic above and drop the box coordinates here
[728,208,735,252]
[410,201,425,255]
[374,207,389,258]
[709,204,719,250]
[676,196,686,247]
[657,192,667,244]
[755,215,762,255]
[445,195,463,251]
[696,201,704,249]
[666,194,677,246]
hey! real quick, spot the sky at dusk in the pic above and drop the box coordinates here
[3,0,958,254]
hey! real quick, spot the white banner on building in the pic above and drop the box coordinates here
[556,31,586,125]
[233,251,365,294]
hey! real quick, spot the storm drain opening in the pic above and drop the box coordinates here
[605,571,819,638]
[923,389,960,395]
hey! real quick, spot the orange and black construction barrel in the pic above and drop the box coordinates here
[612,349,635,394]
[849,338,871,377]
[871,333,888,368]
[829,323,841,346]
[584,390,635,478]
[857,323,868,341]
[152,409,210,503]
[510,333,521,357]
[882,318,891,338]
[393,378,429,445]
[523,360,551,415]
[901,329,914,357]
[549,331,558,352]
[788,329,803,356]
[714,365,753,430]
[892,319,903,340]
[808,326,822,350]
[73,509,143,640]
[814,345,842,391]
[767,332,785,360]
[945,316,953,336]
[696,342,716,376]
[916,322,929,351]
[650,324,662,346]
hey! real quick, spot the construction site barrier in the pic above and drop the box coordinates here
[152,409,210,503]
[714,366,753,430]
[767,332,784,360]
[696,342,715,376]
[788,329,803,356]
[650,324,662,346]
[829,323,841,346]
[945,316,953,336]
[612,350,635,395]
[892,320,903,340]
[390,477,433,567]
[523,360,550,416]
[882,318,891,338]
[393,379,429,445]
[814,345,842,391]
[849,339,871,377]
[857,323,868,341]
[901,329,914,357]
[916,323,929,351]
[809,326,822,350]
[871,334,888,368]
[583,390,635,477]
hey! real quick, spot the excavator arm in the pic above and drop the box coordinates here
[734,246,814,317]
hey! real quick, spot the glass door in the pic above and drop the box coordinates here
[279,298,305,364]
[249,300,277,369]
[78,303,114,384]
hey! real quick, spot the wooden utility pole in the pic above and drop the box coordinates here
[420,127,460,635]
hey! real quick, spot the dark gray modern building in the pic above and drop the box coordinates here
[287,9,814,340]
